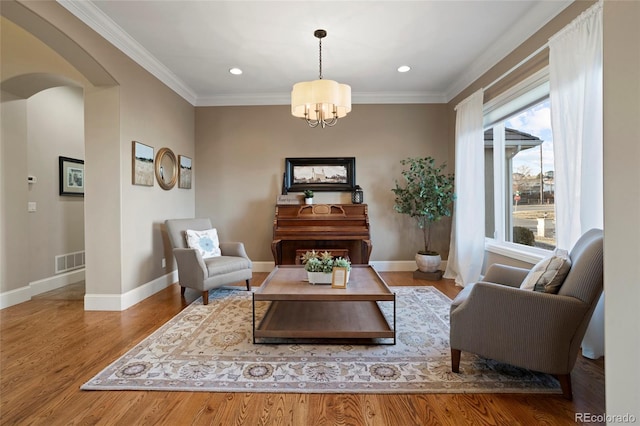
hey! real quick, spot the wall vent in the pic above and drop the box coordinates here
[55,250,85,274]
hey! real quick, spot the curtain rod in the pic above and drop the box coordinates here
[484,43,549,92]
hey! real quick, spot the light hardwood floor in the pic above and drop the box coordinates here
[1,272,604,425]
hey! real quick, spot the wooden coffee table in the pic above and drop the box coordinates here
[252,265,396,344]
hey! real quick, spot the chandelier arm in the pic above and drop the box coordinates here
[324,116,338,127]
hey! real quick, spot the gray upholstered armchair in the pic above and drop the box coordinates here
[449,229,603,400]
[165,218,252,304]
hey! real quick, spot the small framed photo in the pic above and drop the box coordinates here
[59,156,84,197]
[178,155,192,189]
[132,141,154,186]
[331,267,348,289]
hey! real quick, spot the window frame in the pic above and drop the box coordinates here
[483,67,553,263]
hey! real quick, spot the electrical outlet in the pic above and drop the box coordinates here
[162,258,166,268]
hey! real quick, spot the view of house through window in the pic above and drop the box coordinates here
[485,98,556,250]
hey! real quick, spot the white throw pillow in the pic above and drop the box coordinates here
[520,249,572,294]
[185,228,221,259]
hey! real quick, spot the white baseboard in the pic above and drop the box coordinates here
[84,270,178,311]
[253,260,447,273]
[30,269,86,295]
[4,260,449,312]
[369,261,416,271]
[1,269,86,310]
[0,286,32,310]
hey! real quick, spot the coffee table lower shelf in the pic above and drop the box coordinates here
[253,300,395,344]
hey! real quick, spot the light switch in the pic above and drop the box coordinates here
[28,202,36,212]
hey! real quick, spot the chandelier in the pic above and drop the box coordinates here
[291,29,351,128]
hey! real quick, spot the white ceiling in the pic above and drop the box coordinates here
[58,1,571,106]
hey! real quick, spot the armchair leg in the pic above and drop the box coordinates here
[451,349,461,373]
[202,291,209,305]
[555,374,573,400]
[246,279,251,291]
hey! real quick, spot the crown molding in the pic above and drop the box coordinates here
[353,92,447,105]
[444,0,572,102]
[195,93,291,107]
[195,91,446,107]
[57,0,197,105]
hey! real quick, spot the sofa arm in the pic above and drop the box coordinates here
[482,264,530,288]
[219,242,251,261]
[172,248,207,289]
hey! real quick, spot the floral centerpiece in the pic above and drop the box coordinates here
[301,250,351,284]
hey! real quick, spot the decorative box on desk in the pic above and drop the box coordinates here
[271,204,372,265]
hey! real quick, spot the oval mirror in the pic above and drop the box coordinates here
[155,147,178,190]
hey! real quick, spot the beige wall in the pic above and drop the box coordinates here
[1,91,29,294]
[603,0,640,418]
[27,86,84,282]
[195,104,451,263]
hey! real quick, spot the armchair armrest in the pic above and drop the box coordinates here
[172,248,207,289]
[482,264,530,288]
[450,282,589,373]
[219,242,251,261]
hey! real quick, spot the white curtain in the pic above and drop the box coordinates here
[549,0,603,358]
[444,89,485,287]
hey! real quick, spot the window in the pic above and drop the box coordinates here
[484,69,556,252]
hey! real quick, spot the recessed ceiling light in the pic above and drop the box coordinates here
[397,65,411,73]
[229,68,243,75]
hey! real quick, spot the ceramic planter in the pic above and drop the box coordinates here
[307,270,350,285]
[415,253,441,273]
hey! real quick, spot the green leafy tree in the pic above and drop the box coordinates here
[392,157,455,254]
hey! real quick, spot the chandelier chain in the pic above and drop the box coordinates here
[318,37,323,80]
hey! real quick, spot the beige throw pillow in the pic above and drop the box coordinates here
[185,228,221,259]
[520,249,571,294]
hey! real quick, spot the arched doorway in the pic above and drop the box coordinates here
[1,5,120,309]
[2,77,85,299]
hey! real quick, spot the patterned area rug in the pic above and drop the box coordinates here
[81,287,561,394]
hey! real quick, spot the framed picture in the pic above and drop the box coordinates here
[132,141,154,186]
[284,157,355,192]
[331,267,348,289]
[59,156,84,197]
[178,155,192,189]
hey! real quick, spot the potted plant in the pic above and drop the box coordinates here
[392,157,455,273]
[303,190,314,205]
[301,250,351,284]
